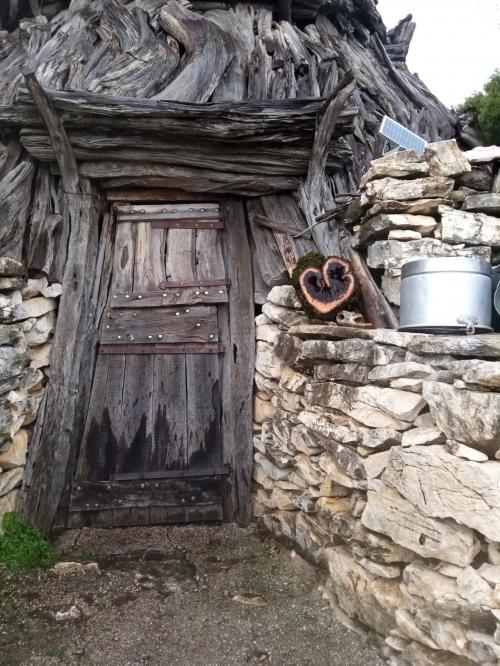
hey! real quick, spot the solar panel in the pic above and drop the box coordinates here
[379,116,427,156]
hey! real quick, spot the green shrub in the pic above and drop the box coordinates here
[0,512,57,572]
[457,70,500,145]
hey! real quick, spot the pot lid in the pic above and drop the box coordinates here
[401,256,492,279]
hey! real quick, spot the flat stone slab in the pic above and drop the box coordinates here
[288,325,500,358]
[464,146,500,163]
[358,213,436,246]
[383,445,500,542]
[361,484,479,567]
[367,238,490,270]
[439,205,500,246]
[463,193,500,215]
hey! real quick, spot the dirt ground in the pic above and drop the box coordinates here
[0,523,385,666]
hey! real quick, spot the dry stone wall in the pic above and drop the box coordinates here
[0,257,59,530]
[355,140,500,312]
[252,142,500,666]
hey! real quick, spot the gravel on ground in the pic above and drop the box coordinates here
[0,523,385,666]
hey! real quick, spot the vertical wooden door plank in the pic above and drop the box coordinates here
[111,221,136,294]
[133,222,166,292]
[219,199,255,525]
[185,354,222,470]
[118,354,154,474]
[165,229,195,282]
[98,354,126,480]
[195,229,226,280]
[76,353,110,480]
[151,354,188,470]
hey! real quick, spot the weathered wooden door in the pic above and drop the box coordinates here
[69,200,254,527]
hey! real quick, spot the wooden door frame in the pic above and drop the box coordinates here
[21,185,255,531]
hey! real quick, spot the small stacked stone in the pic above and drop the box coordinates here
[0,257,60,529]
[355,140,500,312]
[252,283,500,666]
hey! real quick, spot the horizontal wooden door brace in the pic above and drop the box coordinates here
[111,285,229,308]
[99,342,224,355]
[150,219,224,229]
[110,466,231,481]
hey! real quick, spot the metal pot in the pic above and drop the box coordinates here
[399,257,492,334]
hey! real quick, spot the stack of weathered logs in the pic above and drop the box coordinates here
[0,257,60,529]
[354,140,500,313]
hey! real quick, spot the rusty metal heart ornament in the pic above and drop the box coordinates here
[298,257,355,316]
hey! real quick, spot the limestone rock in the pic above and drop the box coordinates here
[358,558,400,579]
[279,366,308,394]
[306,382,425,425]
[0,429,28,469]
[314,363,371,384]
[368,361,434,383]
[367,238,490,271]
[0,488,19,532]
[363,197,452,218]
[414,412,436,428]
[21,277,48,299]
[477,563,500,586]
[41,283,63,298]
[460,361,500,388]
[0,342,30,383]
[390,377,424,393]
[287,326,500,359]
[387,229,422,241]
[0,258,24,277]
[53,562,101,576]
[361,484,479,566]
[324,545,402,636]
[458,168,492,191]
[255,313,271,326]
[253,395,276,424]
[255,341,283,380]
[318,452,366,489]
[383,445,500,542]
[302,338,404,366]
[360,428,402,451]
[363,450,390,480]
[29,343,52,369]
[439,206,500,246]
[463,193,500,215]
[296,411,358,445]
[423,381,500,455]
[254,452,290,482]
[266,285,302,309]
[262,511,296,540]
[0,467,23,497]
[446,440,489,462]
[291,424,324,456]
[464,146,500,163]
[267,487,300,511]
[24,311,56,347]
[424,140,471,178]
[256,323,280,345]
[359,213,436,246]
[10,297,57,323]
[362,176,454,207]
[0,277,24,291]
[261,302,307,328]
[274,333,304,369]
[252,462,274,490]
[360,149,428,187]
[401,426,445,447]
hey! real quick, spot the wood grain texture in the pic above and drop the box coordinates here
[218,199,255,524]
[20,183,103,533]
[101,306,218,344]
